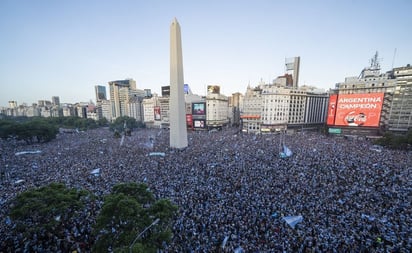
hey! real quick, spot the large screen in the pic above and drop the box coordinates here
[192,102,206,116]
[330,93,384,127]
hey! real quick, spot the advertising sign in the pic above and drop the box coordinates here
[192,102,206,116]
[207,85,220,94]
[334,93,384,127]
[161,86,170,97]
[186,114,193,128]
[326,94,338,125]
[328,128,342,134]
[154,106,161,121]
[193,119,206,128]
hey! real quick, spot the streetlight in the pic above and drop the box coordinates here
[129,218,160,253]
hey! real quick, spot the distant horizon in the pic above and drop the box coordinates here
[1,0,411,107]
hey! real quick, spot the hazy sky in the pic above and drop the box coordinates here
[1,0,411,106]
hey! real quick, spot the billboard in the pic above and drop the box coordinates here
[154,106,161,121]
[186,114,193,128]
[333,93,384,127]
[161,86,170,96]
[207,85,220,94]
[193,119,206,129]
[326,94,338,125]
[192,102,206,116]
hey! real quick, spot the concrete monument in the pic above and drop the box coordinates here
[169,18,188,149]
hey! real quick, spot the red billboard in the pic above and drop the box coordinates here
[333,93,384,127]
[186,114,193,128]
[326,94,338,125]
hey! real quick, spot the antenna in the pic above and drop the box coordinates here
[391,48,397,69]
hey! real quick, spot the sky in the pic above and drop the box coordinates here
[1,0,411,107]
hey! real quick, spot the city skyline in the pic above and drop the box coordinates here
[1,0,411,107]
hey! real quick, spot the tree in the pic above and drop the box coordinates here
[0,120,16,139]
[374,129,412,150]
[0,118,58,143]
[8,183,94,251]
[109,116,145,134]
[97,117,109,127]
[92,183,177,253]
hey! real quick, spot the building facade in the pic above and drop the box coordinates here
[331,52,412,133]
[206,85,229,128]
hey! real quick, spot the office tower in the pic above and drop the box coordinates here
[95,85,107,102]
[169,18,188,149]
[285,57,300,88]
[108,79,139,119]
[51,96,60,106]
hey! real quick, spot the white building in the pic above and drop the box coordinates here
[206,92,229,128]
[261,85,291,131]
[61,104,74,117]
[142,95,159,128]
[128,96,143,122]
[242,81,328,133]
[100,100,112,121]
[242,86,263,133]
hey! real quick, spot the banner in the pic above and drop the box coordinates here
[154,106,161,121]
[334,93,384,127]
[326,94,338,125]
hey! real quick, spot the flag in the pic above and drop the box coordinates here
[283,145,293,157]
[283,215,303,229]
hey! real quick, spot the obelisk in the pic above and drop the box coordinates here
[169,18,188,149]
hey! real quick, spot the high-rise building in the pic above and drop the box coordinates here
[95,85,107,102]
[169,18,188,148]
[51,96,60,106]
[285,57,300,88]
[388,66,412,131]
[228,92,243,127]
[108,79,143,120]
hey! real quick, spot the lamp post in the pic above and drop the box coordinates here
[129,218,160,253]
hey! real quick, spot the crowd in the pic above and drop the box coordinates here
[0,127,411,252]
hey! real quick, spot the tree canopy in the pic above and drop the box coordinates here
[93,183,177,253]
[374,129,412,150]
[0,116,103,144]
[0,118,59,143]
[9,183,93,245]
[109,116,145,134]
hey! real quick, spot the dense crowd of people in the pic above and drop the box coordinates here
[0,127,411,252]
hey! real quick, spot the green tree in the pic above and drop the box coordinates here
[0,120,16,139]
[97,117,109,127]
[110,116,145,134]
[375,130,412,150]
[92,183,177,253]
[10,183,92,237]
[0,118,58,143]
